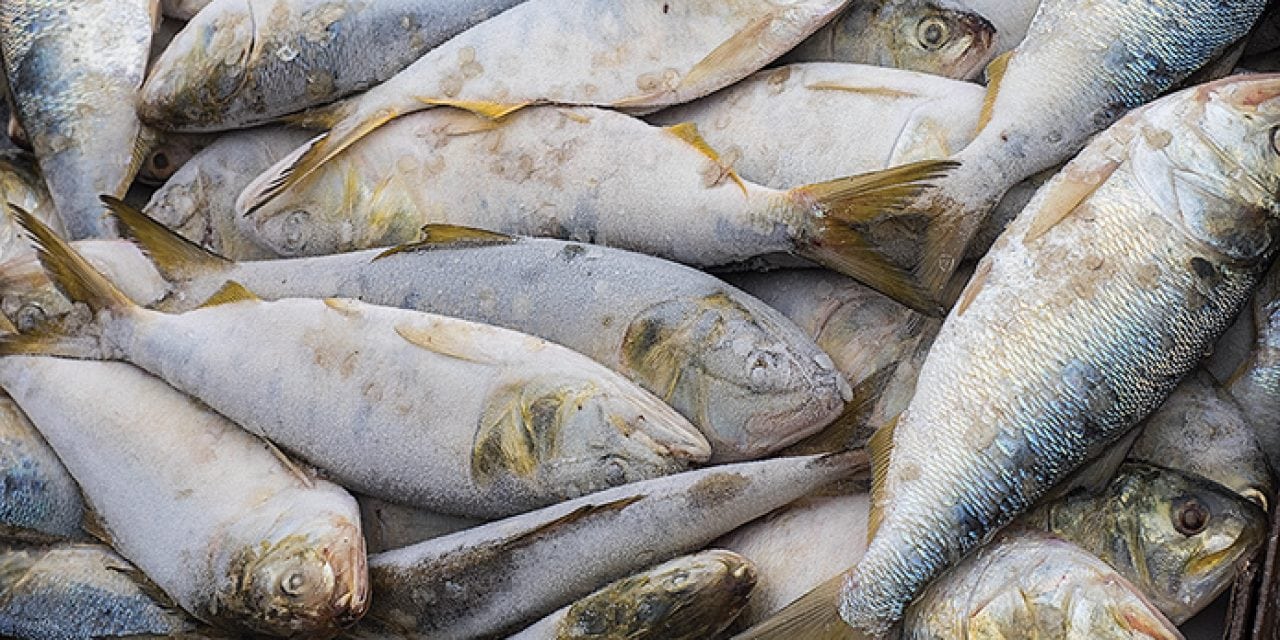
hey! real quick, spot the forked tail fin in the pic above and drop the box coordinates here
[733,573,864,639]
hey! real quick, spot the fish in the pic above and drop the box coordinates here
[0,354,369,637]
[903,532,1184,639]
[1228,260,1280,472]
[945,0,1041,56]
[1020,462,1268,624]
[1129,370,1274,506]
[160,0,212,20]
[0,150,61,264]
[0,543,199,639]
[145,126,314,261]
[0,0,158,238]
[105,202,849,461]
[2,209,711,518]
[738,73,1280,639]
[833,0,1268,313]
[236,0,855,210]
[357,495,483,554]
[141,0,529,131]
[360,450,866,639]
[779,1,998,80]
[509,550,757,640]
[235,104,953,312]
[0,391,84,543]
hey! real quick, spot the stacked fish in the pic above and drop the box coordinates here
[0,0,1279,638]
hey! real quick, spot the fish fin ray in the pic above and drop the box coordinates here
[954,257,992,317]
[1023,160,1119,242]
[867,415,900,542]
[196,281,260,308]
[9,204,134,314]
[494,495,646,554]
[783,366,897,456]
[678,13,773,96]
[976,51,1012,134]
[664,122,747,195]
[100,196,230,281]
[373,225,517,261]
[394,322,497,365]
[733,573,860,639]
[416,99,530,120]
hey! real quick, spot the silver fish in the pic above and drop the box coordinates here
[0,392,83,543]
[1228,258,1280,471]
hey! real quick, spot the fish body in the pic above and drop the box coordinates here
[0,392,83,543]
[741,75,1280,638]
[0,0,157,238]
[0,543,198,639]
[510,550,756,640]
[357,495,482,554]
[780,1,997,79]
[362,451,865,639]
[0,151,60,264]
[1228,260,1280,470]
[0,358,368,637]
[141,0,529,131]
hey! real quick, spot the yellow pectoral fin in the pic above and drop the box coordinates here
[733,573,861,640]
[664,122,747,195]
[100,195,231,281]
[373,225,517,261]
[196,281,261,308]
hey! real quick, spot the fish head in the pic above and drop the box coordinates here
[471,376,711,498]
[558,550,757,639]
[827,2,996,80]
[139,3,255,127]
[1131,74,1280,265]
[1114,463,1267,624]
[621,292,850,460]
[217,514,369,636]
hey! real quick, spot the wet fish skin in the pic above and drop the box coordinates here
[141,0,529,132]
[904,532,1184,640]
[511,550,756,640]
[781,1,997,80]
[1228,260,1280,470]
[361,451,866,640]
[0,0,157,239]
[0,543,198,640]
[0,393,84,543]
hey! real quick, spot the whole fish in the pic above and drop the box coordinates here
[832,0,1267,312]
[0,543,199,640]
[740,74,1280,639]
[0,150,61,264]
[0,392,83,543]
[3,211,710,518]
[1228,260,1280,471]
[1021,462,1267,624]
[904,532,1183,640]
[236,0,854,210]
[0,356,368,637]
[160,0,211,19]
[357,495,482,554]
[141,0,529,131]
[0,0,157,238]
[780,1,997,79]
[510,550,756,640]
[362,451,866,640]
[146,126,313,261]
[236,104,952,308]
[106,203,849,460]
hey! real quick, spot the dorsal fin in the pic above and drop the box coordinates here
[100,195,231,281]
[373,225,517,261]
[867,415,900,542]
[732,572,861,639]
[197,281,260,308]
[663,122,747,195]
[976,51,1013,135]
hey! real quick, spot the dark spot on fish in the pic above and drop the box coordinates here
[1189,257,1216,282]
[662,3,670,14]
[687,473,749,509]
[560,244,587,262]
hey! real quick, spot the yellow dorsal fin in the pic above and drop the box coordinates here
[373,225,517,261]
[867,415,900,543]
[1023,159,1119,242]
[664,122,747,195]
[416,99,530,120]
[197,281,260,308]
[806,82,920,100]
[976,51,1013,135]
[100,196,231,281]
[733,572,861,639]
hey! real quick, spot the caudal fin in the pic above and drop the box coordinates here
[733,573,864,639]
[790,160,959,316]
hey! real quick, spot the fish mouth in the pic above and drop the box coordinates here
[326,522,371,628]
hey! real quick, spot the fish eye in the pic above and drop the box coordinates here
[14,302,46,332]
[282,210,312,252]
[916,17,951,51]
[280,570,309,597]
[1173,498,1210,536]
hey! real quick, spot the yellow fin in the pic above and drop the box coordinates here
[395,322,495,365]
[806,82,920,100]
[260,437,315,489]
[733,573,861,639]
[1023,159,1119,242]
[417,99,530,120]
[8,205,134,314]
[100,196,231,281]
[197,281,260,308]
[791,160,958,316]
[0,312,15,334]
[678,13,774,96]
[496,495,646,554]
[867,415,900,543]
[976,51,1012,134]
[373,225,517,261]
[664,122,747,196]
[280,98,352,130]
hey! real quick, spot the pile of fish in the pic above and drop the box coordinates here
[2,0,1280,638]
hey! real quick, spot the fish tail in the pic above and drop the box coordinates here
[100,195,231,281]
[790,160,960,316]
[733,573,866,640]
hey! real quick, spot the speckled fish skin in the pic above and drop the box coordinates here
[1020,462,1267,624]
[862,0,1268,312]
[0,393,84,543]
[0,150,62,265]
[145,126,313,261]
[903,532,1183,640]
[0,358,368,637]
[1228,260,1280,470]
[140,0,529,132]
[1129,370,1274,505]
[0,0,156,239]
[356,495,482,554]
[823,75,1280,638]
[0,543,198,640]
[359,451,865,640]
[779,1,997,80]
[511,550,757,640]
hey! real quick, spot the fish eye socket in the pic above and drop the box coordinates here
[916,17,951,51]
[1173,498,1210,536]
[279,570,308,597]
